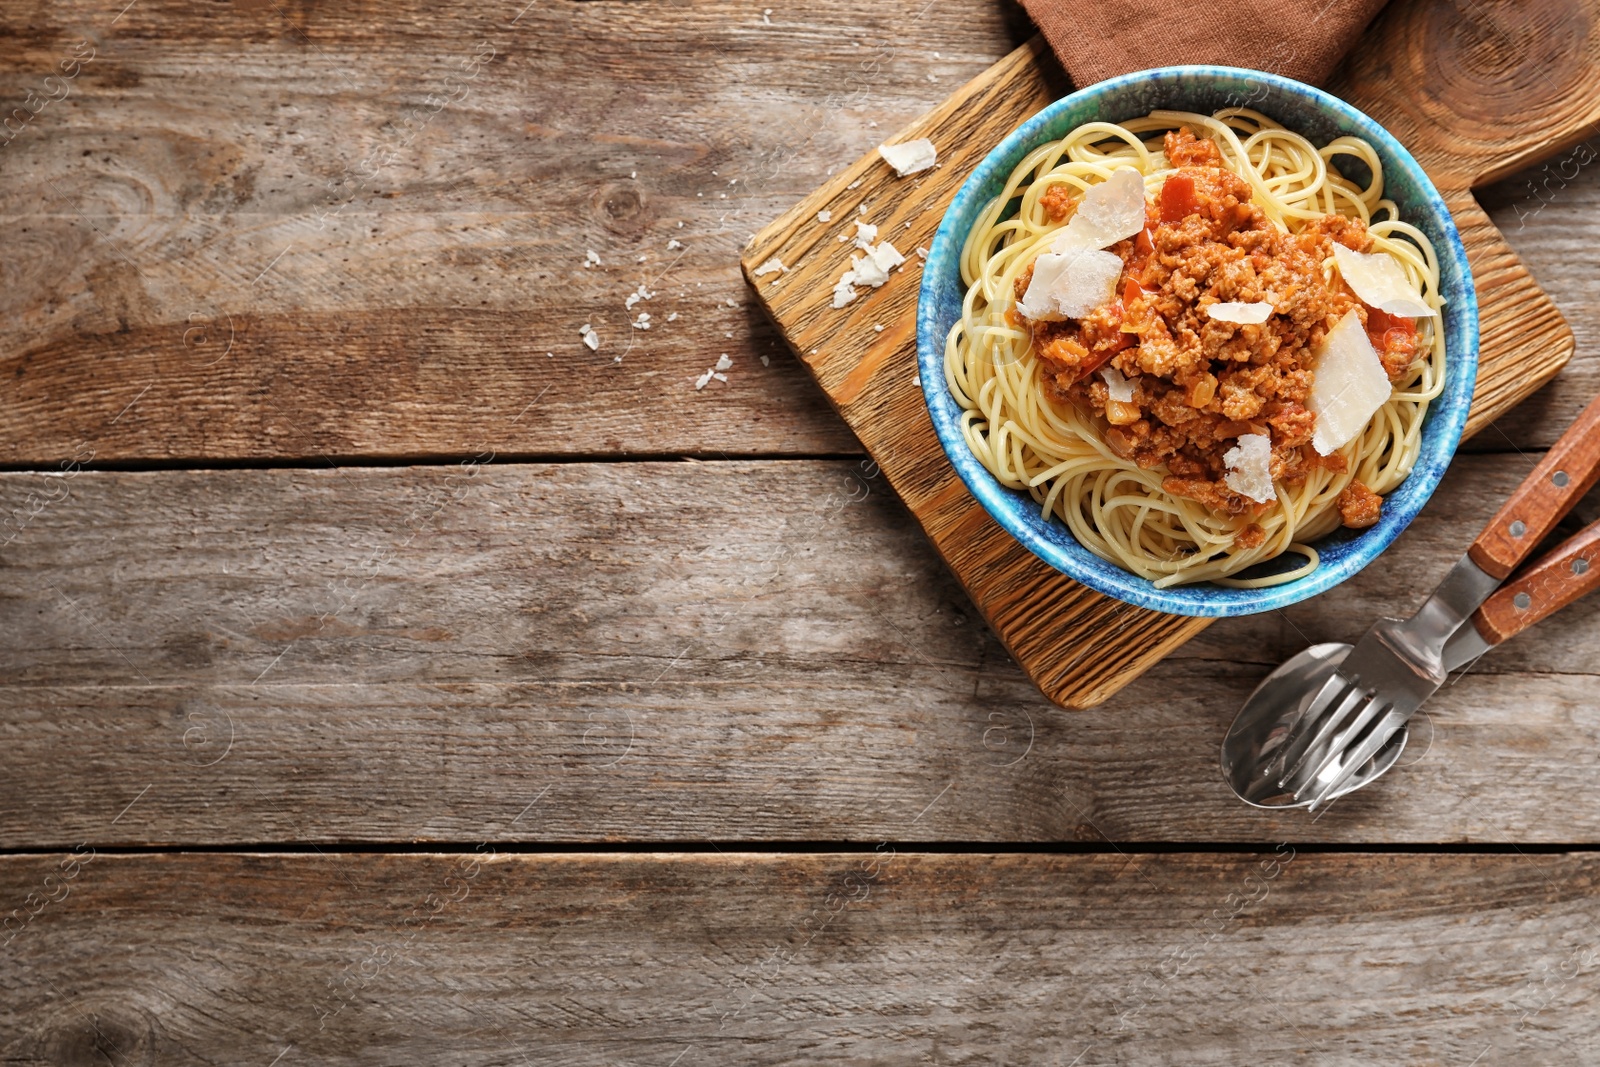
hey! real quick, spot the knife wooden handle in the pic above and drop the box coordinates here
[1469,520,1600,646]
[1468,390,1600,580]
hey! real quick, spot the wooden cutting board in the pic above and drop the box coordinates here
[740,0,1600,709]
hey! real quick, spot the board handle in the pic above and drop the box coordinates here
[1468,391,1600,579]
[1469,520,1600,646]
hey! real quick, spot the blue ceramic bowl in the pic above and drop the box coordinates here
[916,66,1479,617]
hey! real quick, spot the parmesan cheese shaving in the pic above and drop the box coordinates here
[753,256,788,277]
[1017,248,1123,321]
[1223,433,1276,504]
[1332,244,1437,318]
[877,138,938,176]
[1016,253,1072,321]
[817,209,832,223]
[852,221,878,249]
[1309,309,1393,455]
[1049,167,1147,254]
[1206,301,1275,324]
[579,324,599,351]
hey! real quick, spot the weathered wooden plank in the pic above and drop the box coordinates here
[0,0,1044,465]
[2,457,1598,845]
[2,851,1598,1064]
[0,0,1592,467]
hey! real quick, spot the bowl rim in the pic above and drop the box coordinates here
[915,64,1480,618]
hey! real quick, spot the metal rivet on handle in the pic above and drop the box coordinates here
[1576,558,1591,576]
[1514,592,1532,610]
[1509,520,1527,538]
[1553,470,1571,488]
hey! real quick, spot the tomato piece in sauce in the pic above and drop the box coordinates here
[1160,173,1196,223]
[1383,326,1417,360]
[1076,347,1118,382]
[1365,306,1417,355]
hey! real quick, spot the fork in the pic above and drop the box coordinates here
[1270,389,1600,809]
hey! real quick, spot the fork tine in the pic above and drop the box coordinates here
[1276,679,1367,791]
[1263,672,1357,785]
[1288,692,1391,800]
[1306,707,1409,812]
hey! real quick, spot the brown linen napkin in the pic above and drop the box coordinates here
[1021,0,1392,87]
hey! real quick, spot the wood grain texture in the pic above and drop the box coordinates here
[4,851,1600,1065]
[3,456,1599,847]
[0,0,1039,465]
[1475,132,1600,453]
[1473,518,1600,643]
[0,0,1592,467]
[742,0,1599,708]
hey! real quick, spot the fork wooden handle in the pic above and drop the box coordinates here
[1469,520,1600,645]
[1468,390,1600,580]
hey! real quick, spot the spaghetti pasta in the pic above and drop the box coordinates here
[943,108,1445,588]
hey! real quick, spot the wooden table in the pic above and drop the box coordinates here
[3,0,1599,1061]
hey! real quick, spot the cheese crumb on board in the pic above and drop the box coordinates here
[817,209,832,223]
[667,239,684,251]
[584,249,602,268]
[852,221,878,249]
[1223,433,1276,503]
[695,355,734,390]
[877,138,938,176]
[1309,309,1393,455]
[624,282,656,310]
[753,256,788,277]
[1206,301,1275,324]
[832,275,859,308]
[579,324,599,350]
[632,312,651,330]
[832,238,904,307]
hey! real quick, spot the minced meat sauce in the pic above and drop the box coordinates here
[1012,128,1418,525]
